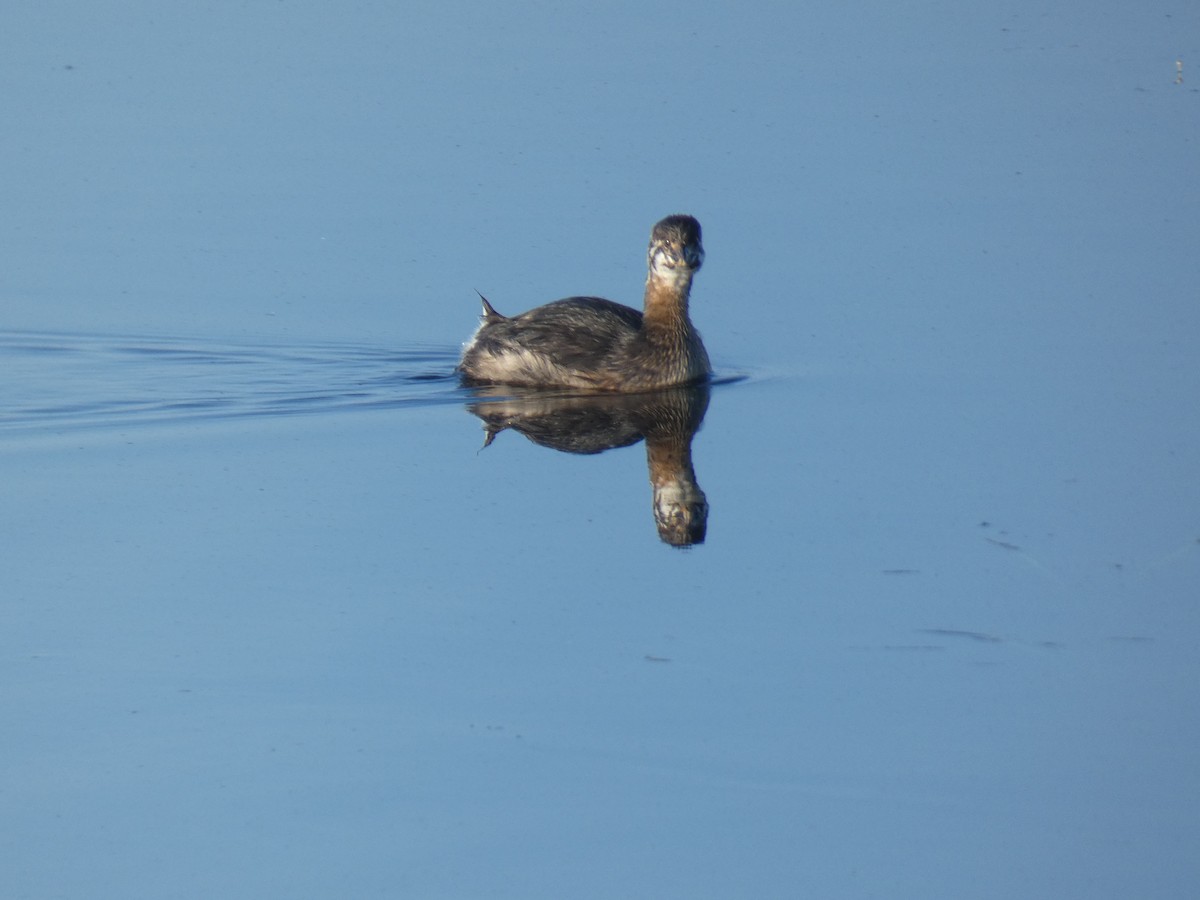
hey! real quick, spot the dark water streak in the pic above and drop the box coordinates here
[1,329,465,436]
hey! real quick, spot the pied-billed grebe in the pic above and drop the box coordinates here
[458,214,711,391]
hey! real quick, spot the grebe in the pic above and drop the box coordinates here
[458,214,711,391]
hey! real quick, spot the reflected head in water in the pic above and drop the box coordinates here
[467,385,710,547]
[458,215,711,392]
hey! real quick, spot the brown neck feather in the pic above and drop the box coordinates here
[642,275,693,330]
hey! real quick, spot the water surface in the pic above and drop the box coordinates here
[3,2,1198,898]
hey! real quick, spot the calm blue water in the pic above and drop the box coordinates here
[4,2,1199,898]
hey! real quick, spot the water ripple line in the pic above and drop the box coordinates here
[1,329,466,436]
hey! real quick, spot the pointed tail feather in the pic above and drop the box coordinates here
[475,290,505,321]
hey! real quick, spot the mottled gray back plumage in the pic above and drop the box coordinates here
[466,297,643,376]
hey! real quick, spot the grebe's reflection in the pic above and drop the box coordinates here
[467,385,710,547]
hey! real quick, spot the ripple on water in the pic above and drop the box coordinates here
[0,329,466,436]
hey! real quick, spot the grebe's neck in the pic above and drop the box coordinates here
[642,270,695,329]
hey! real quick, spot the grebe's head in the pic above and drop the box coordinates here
[648,214,704,284]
